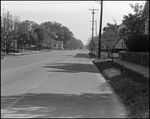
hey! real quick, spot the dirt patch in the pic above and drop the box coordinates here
[102,68,121,78]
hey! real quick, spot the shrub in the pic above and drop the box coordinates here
[126,35,149,52]
[88,52,97,58]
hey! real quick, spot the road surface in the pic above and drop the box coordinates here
[1,50,126,118]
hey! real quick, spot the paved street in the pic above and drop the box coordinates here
[1,50,126,118]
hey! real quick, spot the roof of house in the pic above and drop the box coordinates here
[141,1,149,19]
[50,39,63,44]
[42,38,63,46]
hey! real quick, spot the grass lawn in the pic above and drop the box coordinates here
[89,52,149,118]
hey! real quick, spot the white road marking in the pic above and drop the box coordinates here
[1,71,56,115]
[1,91,31,115]
[32,73,54,89]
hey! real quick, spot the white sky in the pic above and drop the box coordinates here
[1,1,145,45]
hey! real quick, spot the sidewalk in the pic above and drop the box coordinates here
[113,58,149,78]
[1,50,50,59]
[10,50,49,56]
[97,52,149,78]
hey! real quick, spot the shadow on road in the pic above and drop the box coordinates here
[1,92,125,118]
[73,53,89,58]
[43,63,99,73]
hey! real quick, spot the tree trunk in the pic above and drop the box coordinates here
[6,47,9,54]
[39,45,41,51]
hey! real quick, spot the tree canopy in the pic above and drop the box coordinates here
[1,12,84,53]
[119,2,147,52]
[1,12,20,53]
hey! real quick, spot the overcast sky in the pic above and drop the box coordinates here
[1,1,145,45]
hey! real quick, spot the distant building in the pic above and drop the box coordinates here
[42,38,64,50]
[50,39,64,50]
[97,24,127,52]
[116,23,127,50]
[141,1,149,34]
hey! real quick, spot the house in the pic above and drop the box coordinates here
[50,39,64,50]
[42,38,64,50]
[116,23,127,50]
[97,24,127,52]
[141,1,149,34]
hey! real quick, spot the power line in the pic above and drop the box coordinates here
[103,5,117,23]
[94,0,117,23]
[1,1,95,5]
[1,2,73,5]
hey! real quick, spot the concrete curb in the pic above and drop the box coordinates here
[1,51,49,59]
[9,50,49,56]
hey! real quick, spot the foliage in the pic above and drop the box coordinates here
[119,2,147,52]
[66,37,84,50]
[16,20,39,51]
[88,39,97,52]
[1,13,80,52]
[88,52,97,58]
[1,12,20,54]
[86,36,100,52]
[34,26,45,50]
[103,23,118,33]
[129,2,144,13]
[40,21,74,50]
[62,26,74,49]
[126,35,149,52]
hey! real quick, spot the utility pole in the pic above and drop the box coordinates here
[49,34,50,52]
[89,8,98,52]
[98,0,103,59]
[90,21,97,36]
[95,21,97,37]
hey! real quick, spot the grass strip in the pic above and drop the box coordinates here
[93,60,149,118]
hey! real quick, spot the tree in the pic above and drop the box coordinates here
[87,37,97,52]
[62,26,74,50]
[1,12,20,54]
[119,2,147,51]
[40,22,55,51]
[40,21,74,50]
[17,21,29,51]
[103,23,118,33]
[34,26,44,50]
[18,20,39,51]
[129,2,144,13]
[127,34,149,52]
[66,37,84,50]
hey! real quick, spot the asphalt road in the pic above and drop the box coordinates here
[1,50,126,118]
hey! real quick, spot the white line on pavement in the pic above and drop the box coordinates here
[1,72,56,116]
